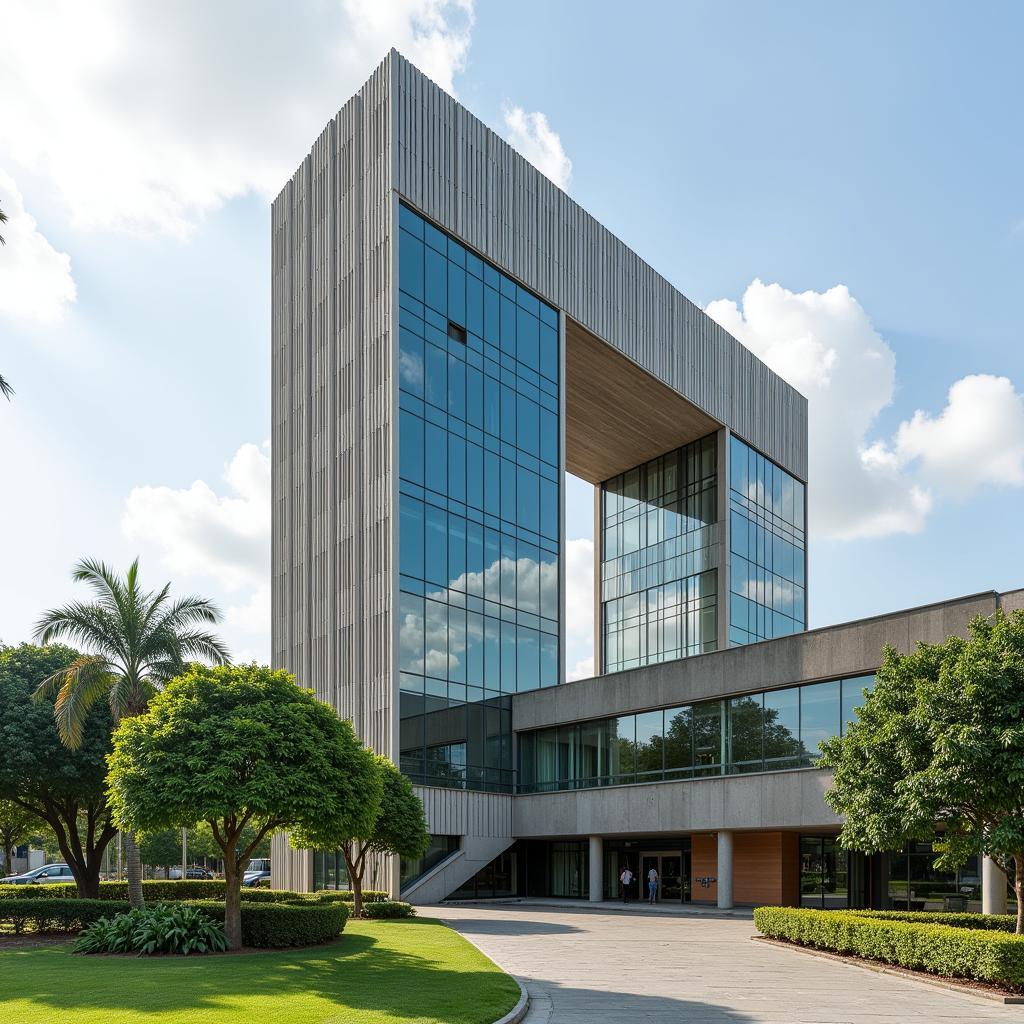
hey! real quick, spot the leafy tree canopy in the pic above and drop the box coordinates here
[822,610,1024,929]
[339,755,428,916]
[0,799,41,873]
[107,663,382,947]
[0,644,117,896]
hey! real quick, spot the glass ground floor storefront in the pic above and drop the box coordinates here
[443,833,1008,911]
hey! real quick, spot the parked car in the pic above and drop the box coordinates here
[242,869,271,887]
[3,863,75,885]
[169,866,214,880]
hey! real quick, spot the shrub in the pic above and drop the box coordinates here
[849,909,1017,933]
[331,889,390,905]
[362,900,416,919]
[754,906,1024,988]
[73,904,227,955]
[187,896,349,948]
[0,880,226,901]
[0,898,129,934]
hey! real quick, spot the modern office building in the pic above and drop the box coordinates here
[270,51,1016,913]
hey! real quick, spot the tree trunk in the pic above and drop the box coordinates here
[344,846,364,919]
[125,831,145,909]
[1015,855,1024,935]
[2,840,13,875]
[223,846,242,950]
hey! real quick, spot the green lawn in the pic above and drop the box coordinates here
[0,919,520,1024]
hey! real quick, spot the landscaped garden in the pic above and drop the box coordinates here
[0,562,522,1023]
[0,917,521,1024]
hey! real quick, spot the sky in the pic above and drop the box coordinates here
[2,0,1023,680]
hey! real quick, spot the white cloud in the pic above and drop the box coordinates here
[502,105,572,190]
[1,0,474,236]
[122,442,270,593]
[0,172,76,324]
[565,538,594,679]
[706,280,931,540]
[877,375,1024,497]
[707,280,1024,541]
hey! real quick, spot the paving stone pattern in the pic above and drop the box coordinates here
[440,903,1022,1023]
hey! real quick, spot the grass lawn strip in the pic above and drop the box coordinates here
[0,918,521,1024]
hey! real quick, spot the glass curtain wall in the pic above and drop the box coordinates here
[397,203,561,793]
[518,674,875,793]
[887,842,983,912]
[601,435,719,673]
[728,435,806,645]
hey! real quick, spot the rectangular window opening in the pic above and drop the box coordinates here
[448,320,467,344]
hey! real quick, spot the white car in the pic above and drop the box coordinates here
[4,863,75,885]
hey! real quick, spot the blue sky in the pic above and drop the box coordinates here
[1,1,1022,675]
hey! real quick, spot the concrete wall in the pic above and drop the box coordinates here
[514,590,1007,731]
[402,787,514,904]
[271,55,397,758]
[513,769,840,838]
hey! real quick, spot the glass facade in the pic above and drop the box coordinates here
[728,435,806,645]
[312,850,350,891]
[399,834,460,894]
[887,841,983,912]
[800,836,852,908]
[517,674,875,792]
[601,435,719,673]
[397,203,561,794]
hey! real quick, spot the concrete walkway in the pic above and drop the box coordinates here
[438,902,1023,1023]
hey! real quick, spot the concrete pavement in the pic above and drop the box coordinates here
[438,902,1023,1023]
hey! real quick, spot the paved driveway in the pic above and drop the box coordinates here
[439,902,1021,1023]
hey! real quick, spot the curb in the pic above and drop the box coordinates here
[492,976,530,1024]
[752,935,1024,1004]
[436,916,530,1024]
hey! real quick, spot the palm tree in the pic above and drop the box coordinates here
[34,558,230,907]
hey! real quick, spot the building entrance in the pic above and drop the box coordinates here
[640,851,689,902]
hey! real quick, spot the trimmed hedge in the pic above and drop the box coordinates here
[362,900,416,919]
[187,896,349,948]
[0,898,131,934]
[850,909,1018,933]
[754,906,1024,988]
[0,879,226,901]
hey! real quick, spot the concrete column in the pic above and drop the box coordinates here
[983,855,1008,915]
[589,836,604,902]
[717,830,734,910]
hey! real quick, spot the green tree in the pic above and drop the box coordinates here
[341,756,429,917]
[0,644,118,897]
[821,610,1024,932]
[0,799,40,875]
[187,820,271,871]
[107,663,382,948]
[34,558,228,908]
[139,829,183,874]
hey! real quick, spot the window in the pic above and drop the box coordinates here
[601,435,719,673]
[728,435,806,645]
[517,674,876,793]
[397,203,561,793]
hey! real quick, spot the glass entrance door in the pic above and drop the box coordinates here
[640,851,688,903]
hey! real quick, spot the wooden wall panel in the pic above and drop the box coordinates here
[690,831,797,906]
[691,834,717,904]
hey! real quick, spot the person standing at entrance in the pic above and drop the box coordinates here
[647,866,659,905]
[620,865,633,903]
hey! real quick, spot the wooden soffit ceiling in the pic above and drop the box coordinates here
[565,319,720,484]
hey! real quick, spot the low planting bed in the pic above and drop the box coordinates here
[0,892,350,950]
[754,906,1024,990]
